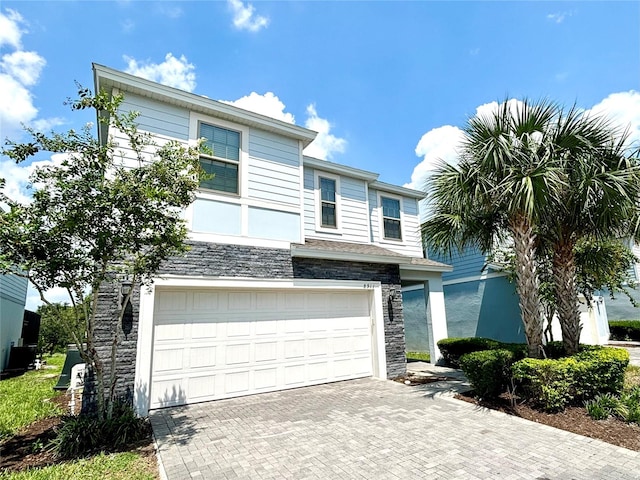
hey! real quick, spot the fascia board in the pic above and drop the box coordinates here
[369,180,425,199]
[303,156,379,181]
[92,63,318,147]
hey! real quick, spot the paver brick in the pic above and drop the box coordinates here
[150,378,640,479]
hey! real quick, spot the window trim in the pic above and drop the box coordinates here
[189,113,249,198]
[378,193,404,243]
[314,171,342,233]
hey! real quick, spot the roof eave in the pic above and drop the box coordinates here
[92,63,318,147]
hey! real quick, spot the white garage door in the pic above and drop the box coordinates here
[150,288,373,409]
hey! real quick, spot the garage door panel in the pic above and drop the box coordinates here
[226,344,251,365]
[190,346,217,369]
[151,288,374,409]
[153,348,184,372]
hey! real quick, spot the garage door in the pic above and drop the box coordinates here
[150,288,373,409]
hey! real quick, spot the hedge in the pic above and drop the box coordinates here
[609,320,640,341]
[511,346,629,412]
[459,349,517,399]
[437,337,501,368]
[437,337,527,368]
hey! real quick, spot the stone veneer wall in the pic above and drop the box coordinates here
[93,241,407,403]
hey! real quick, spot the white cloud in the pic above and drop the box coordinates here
[223,92,295,123]
[303,104,347,160]
[405,125,465,190]
[228,0,269,32]
[547,11,571,24]
[25,285,72,311]
[156,4,183,19]
[0,73,38,136]
[0,9,24,49]
[0,153,69,206]
[121,18,135,33]
[0,9,57,140]
[123,53,196,92]
[587,91,640,149]
[1,50,45,86]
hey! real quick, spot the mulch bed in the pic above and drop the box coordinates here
[0,393,157,475]
[394,373,455,386]
[455,391,640,452]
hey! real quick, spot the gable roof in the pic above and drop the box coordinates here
[92,63,318,148]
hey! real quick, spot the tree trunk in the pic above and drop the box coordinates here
[510,215,544,358]
[553,240,581,355]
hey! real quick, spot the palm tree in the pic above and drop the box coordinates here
[541,108,640,354]
[423,99,563,358]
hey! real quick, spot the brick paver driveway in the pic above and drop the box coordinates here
[150,378,640,480]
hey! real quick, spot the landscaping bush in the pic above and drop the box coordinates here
[50,401,149,458]
[437,337,501,368]
[459,349,516,399]
[609,320,640,341]
[512,347,629,412]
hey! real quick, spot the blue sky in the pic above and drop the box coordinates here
[1,1,639,307]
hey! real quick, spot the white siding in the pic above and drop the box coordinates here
[303,167,370,244]
[247,129,301,206]
[0,273,28,304]
[118,92,190,141]
[369,189,423,256]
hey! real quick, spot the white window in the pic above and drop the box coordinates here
[315,172,341,232]
[320,177,337,228]
[198,123,241,195]
[381,196,402,240]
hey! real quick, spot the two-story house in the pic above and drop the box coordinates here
[92,64,451,416]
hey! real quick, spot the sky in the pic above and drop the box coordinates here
[1,0,639,308]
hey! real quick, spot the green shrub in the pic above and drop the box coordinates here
[459,349,516,399]
[609,320,640,341]
[619,387,640,423]
[50,401,149,459]
[512,347,629,412]
[437,337,501,368]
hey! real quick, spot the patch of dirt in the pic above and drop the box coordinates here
[455,391,640,452]
[393,373,455,386]
[0,393,157,476]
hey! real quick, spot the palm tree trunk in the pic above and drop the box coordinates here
[510,215,544,358]
[553,240,581,355]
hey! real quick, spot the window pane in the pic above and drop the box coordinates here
[320,177,336,202]
[382,197,400,219]
[384,218,402,239]
[199,158,239,194]
[321,202,336,227]
[199,123,240,162]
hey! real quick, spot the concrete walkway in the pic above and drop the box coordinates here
[150,377,640,480]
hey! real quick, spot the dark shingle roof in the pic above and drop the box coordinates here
[291,238,451,270]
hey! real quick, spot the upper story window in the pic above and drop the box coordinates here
[320,177,337,228]
[381,196,402,240]
[199,123,241,194]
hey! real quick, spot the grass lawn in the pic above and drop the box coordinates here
[0,354,65,440]
[0,452,155,480]
[625,365,640,390]
[406,351,431,363]
[0,354,158,479]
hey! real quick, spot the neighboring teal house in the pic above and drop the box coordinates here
[601,240,640,321]
[0,273,28,371]
[403,246,523,353]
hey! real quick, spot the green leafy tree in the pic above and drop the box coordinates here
[37,300,87,355]
[423,99,562,358]
[539,111,640,354]
[0,87,202,419]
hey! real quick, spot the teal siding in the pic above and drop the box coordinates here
[402,289,430,352]
[430,246,488,282]
[191,199,242,235]
[0,274,27,371]
[599,287,640,321]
